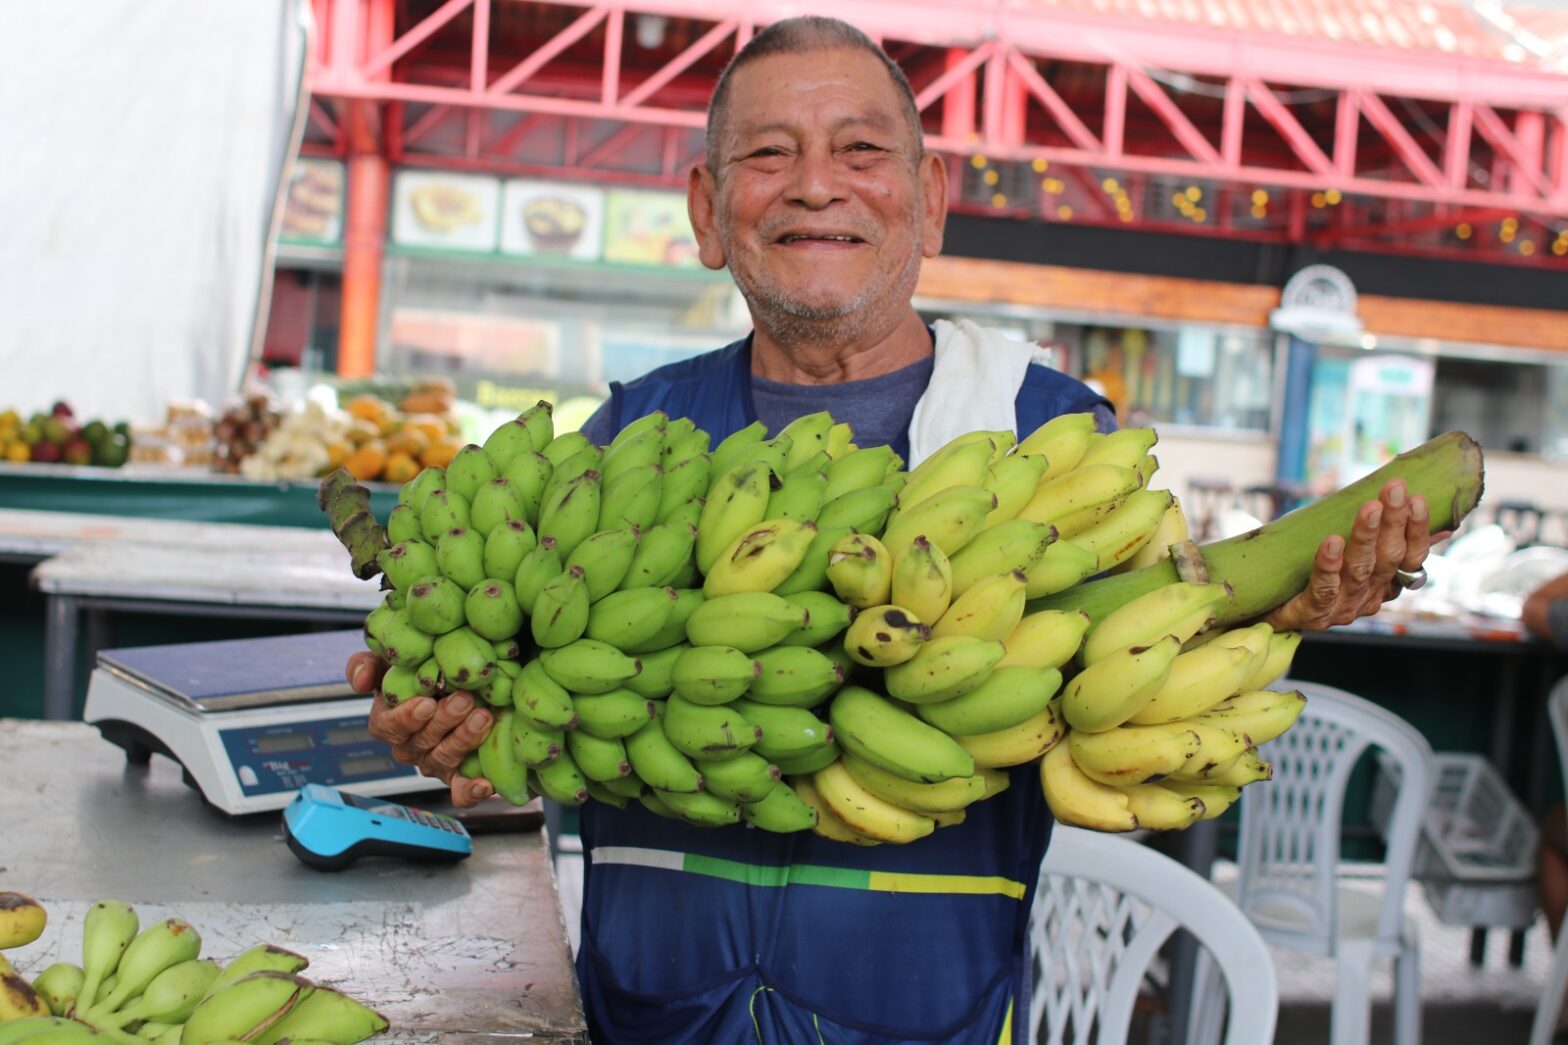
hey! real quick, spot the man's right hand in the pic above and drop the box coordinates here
[347,651,496,808]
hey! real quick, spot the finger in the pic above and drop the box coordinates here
[368,694,438,746]
[1266,535,1345,631]
[1339,501,1384,602]
[448,772,494,809]
[401,691,486,762]
[1366,481,1412,593]
[1400,495,1432,572]
[418,707,493,785]
[346,652,386,693]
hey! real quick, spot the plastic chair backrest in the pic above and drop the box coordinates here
[1030,826,1278,1045]
[1233,680,1435,954]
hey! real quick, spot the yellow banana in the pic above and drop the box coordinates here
[1167,721,1252,780]
[1196,689,1307,746]
[894,439,996,517]
[1067,723,1202,786]
[1061,635,1181,732]
[840,751,988,813]
[0,955,49,1020]
[881,485,997,563]
[955,699,1067,768]
[1015,412,1097,479]
[842,604,930,667]
[1078,426,1158,470]
[1133,453,1159,489]
[1114,496,1190,573]
[696,465,774,574]
[824,532,893,609]
[702,518,818,597]
[883,635,1007,704]
[776,411,836,472]
[1081,581,1234,666]
[946,520,1056,596]
[1039,742,1139,832]
[1127,645,1255,725]
[1120,782,1207,829]
[889,535,954,624]
[1242,630,1303,690]
[813,760,936,844]
[0,893,47,949]
[1071,488,1175,572]
[931,569,1028,641]
[979,453,1050,532]
[1016,464,1140,528]
[1203,748,1273,786]
[1022,539,1100,598]
[793,775,880,846]
[1161,780,1242,820]
[998,610,1091,671]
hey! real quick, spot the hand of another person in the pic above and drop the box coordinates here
[346,651,495,808]
[1263,479,1441,632]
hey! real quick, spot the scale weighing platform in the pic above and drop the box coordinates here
[84,629,443,815]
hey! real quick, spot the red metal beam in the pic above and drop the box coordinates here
[1473,105,1552,198]
[619,19,736,109]
[1123,66,1220,165]
[1357,90,1444,187]
[488,5,608,98]
[1005,49,1101,154]
[361,0,472,81]
[1245,80,1334,176]
[471,0,490,91]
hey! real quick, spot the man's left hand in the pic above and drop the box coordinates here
[1264,479,1439,632]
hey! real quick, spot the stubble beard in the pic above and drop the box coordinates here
[719,216,925,349]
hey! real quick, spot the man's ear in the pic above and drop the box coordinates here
[919,151,948,259]
[688,164,728,271]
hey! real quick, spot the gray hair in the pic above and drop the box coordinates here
[705,16,924,174]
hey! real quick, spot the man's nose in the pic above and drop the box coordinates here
[786,145,846,208]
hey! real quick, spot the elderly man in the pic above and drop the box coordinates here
[347,16,1434,1043]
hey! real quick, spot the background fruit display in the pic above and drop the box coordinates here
[235,390,463,484]
[0,403,132,468]
[320,404,1483,842]
[0,891,387,1043]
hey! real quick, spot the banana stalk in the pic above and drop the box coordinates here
[318,468,388,581]
[1029,431,1484,626]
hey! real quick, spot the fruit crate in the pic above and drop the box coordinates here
[1370,752,1540,929]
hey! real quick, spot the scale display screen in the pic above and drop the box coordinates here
[218,714,416,797]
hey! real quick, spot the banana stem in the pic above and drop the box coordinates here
[1029,430,1485,626]
[318,468,388,581]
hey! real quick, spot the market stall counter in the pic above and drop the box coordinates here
[0,719,589,1043]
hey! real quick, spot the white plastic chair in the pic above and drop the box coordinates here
[1527,674,1568,1045]
[1222,680,1435,1045]
[1029,825,1278,1045]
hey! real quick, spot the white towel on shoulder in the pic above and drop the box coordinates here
[906,318,1053,468]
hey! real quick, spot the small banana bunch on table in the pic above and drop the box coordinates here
[321,402,1483,842]
[0,892,386,1044]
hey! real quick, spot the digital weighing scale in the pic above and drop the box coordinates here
[84,630,444,815]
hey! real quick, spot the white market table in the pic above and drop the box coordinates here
[0,720,588,1043]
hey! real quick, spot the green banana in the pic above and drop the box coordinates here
[248,984,388,1045]
[481,417,534,470]
[598,463,663,533]
[770,742,844,776]
[512,537,563,611]
[398,465,446,514]
[470,477,527,537]
[827,686,974,783]
[694,752,781,803]
[97,958,219,1029]
[671,645,760,705]
[479,710,532,804]
[434,527,486,590]
[376,608,435,669]
[376,538,439,592]
[915,665,1062,736]
[565,527,639,601]
[481,519,537,582]
[625,709,705,793]
[537,469,603,559]
[747,646,845,707]
[600,424,665,486]
[539,639,642,694]
[979,453,1050,532]
[883,635,1007,704]
[419,488,471,539]
[708,420,767,477]
[378,665,431,705]
[385,503,422,545]
[736,700,836,763]
[661,695,761,760]
[812,482,900,534]
[540,431,595,471]
[621,521,696,589]
[517,400,554,452]
[684,592,807,652]
[512,659,581,731]
[199,946,307,1001]
[821,445,898,503]
[29,964,83,1018]
[655,789,742,827]
[740,782,819,833]
[180,970,309,1044]
[464,579,523,641]
[511,716,565,768]
[608,409,668,453]
[840,751,986,814]
[625,643,684,699]
[445,445,498,502]
[776,591,853,646]
[585,586,681,652]
[571,688,657,740]
[626,588,706,654]
[765,464,829,522]
[530,565,590,649]
[696,465,774,575]
[501,451,552,525]
[565,731,632,783]
[657,455,712,523]
[770,523,853,596]
[432,626,496,690]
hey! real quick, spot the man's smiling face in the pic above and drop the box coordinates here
[690,48,946,339]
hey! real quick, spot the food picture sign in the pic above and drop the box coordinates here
[280,158,344,245]
[602,189,701,268]
[391,170,501,252]
[500,180,605,261]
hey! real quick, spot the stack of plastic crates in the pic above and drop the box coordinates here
[1372,751,1539,930]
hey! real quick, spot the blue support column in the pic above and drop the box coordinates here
[1275,335,1316,486]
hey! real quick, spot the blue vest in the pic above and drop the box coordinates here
[581,334,1111,1045]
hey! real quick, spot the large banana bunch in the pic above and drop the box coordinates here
[321,402,1483,841]
[0,894,387,1044]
